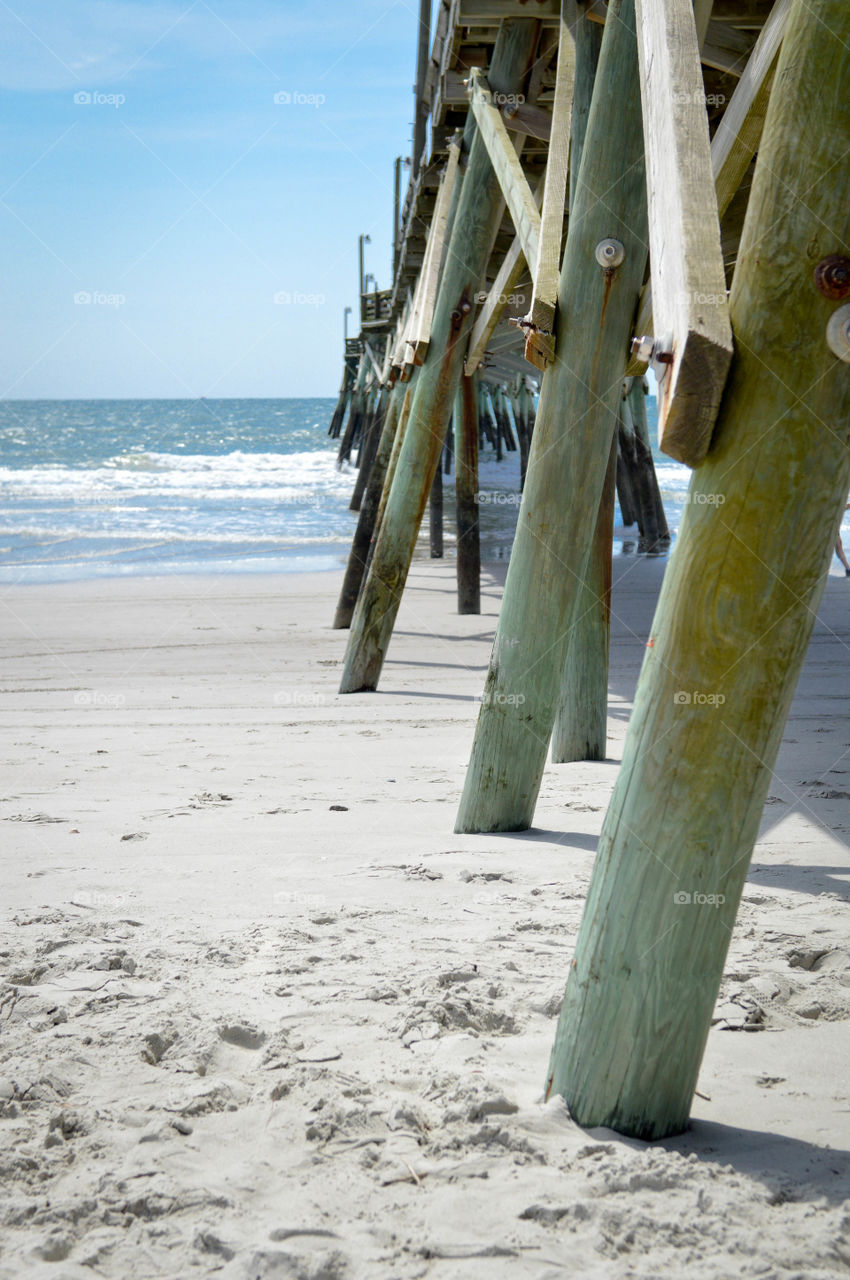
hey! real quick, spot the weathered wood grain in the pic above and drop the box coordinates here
[548,0,850,1139]
[525,2,574,370]
[340,20,540,693]
[455,0,649,832]
[469,68,542,277]
[634,0,733,465]
[465,171,545,375]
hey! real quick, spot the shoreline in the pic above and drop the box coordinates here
[1,560,849,1277]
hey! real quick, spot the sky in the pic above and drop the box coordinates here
[0,1,427,399]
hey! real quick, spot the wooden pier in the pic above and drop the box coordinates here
[327,0,850,1140]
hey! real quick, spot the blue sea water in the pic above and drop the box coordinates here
[0,395,764,585]
[0,399,356,583]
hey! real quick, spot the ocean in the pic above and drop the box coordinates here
[0,395,818,586]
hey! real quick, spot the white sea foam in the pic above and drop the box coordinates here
[0,450,356,502]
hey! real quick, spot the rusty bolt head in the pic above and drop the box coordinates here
[814,255,850,300]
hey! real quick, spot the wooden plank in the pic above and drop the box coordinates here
[525,1,574,370]
[468,68,541,277]
[634,0,733,465]
[459,0,559,17]
[455,0,649,833]
[501,101,553,141]
[626,0,791,379]
[363,340,383,382]
[465,171,546,374]
[702,18,758,76]
[407,137,462,361]
[548,0,850,1140]
[692,0,713,47]
[711,0,791,217]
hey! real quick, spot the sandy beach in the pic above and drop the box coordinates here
[2,557,850,1279]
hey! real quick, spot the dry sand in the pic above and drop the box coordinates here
[1,556,850,1279]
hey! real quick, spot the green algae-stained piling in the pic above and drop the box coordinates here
[547,0,850,1139]
[550,436,616,763]
[455,0,649,832]
[332,381,405,631]
[340,19,541,694]
[550,0,610,766]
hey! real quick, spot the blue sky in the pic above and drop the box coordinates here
[0,1,424,398]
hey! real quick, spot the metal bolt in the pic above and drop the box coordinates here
[631,334,654,362]
[631,331,674,376]
[595,238,625,269]
[814,254,850,300]
[826,304,850,363]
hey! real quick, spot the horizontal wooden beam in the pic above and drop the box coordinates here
[469,68,542,277]
[459,0,560,18]
[501,100,553,141]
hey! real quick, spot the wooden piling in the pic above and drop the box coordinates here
[336,357,367,466]
[550,435,616,762]
[620,387,661,551]
[629,376,670,546]
[547,0,850,1139]
[456,0,648,832]
[332,380,405,630]
[340,19,541,694]
[328,361,353,439]
[550,0,611,766]
[455,374,481,614]
[429,446,444,558]
[349,386,385,512]
[615,428,638,528]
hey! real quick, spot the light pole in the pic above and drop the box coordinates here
[358,234,371,296]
